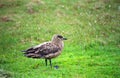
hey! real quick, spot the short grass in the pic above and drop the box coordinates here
[0,0,120,78]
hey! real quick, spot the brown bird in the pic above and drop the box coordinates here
[22,34,67,68]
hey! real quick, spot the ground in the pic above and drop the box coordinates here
[0,0,120,78]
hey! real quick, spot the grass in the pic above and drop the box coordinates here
[0,0,120,78]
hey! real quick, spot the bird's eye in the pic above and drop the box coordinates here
[57,35,63,38]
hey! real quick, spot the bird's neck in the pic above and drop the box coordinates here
[52,40,64,50]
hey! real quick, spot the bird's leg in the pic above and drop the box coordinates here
[49,59,52,68]
[45,59,47,66]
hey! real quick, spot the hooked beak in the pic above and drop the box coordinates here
[63,37,67,40]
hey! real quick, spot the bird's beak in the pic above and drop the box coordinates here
[63,37,67,40]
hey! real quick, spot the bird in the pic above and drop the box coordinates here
[22,34,67,68]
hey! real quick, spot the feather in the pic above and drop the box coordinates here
[23,42,61,58]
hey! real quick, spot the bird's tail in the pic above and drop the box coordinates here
[25,53,41,58]
[21,47,42,58]
[21,50,42,58]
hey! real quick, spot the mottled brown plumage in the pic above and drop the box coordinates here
[22,34,67,67]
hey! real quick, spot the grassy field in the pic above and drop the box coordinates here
[0,0,120,78]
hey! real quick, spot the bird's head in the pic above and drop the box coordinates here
[52,34,67,43]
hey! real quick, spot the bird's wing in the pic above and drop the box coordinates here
[23,42,60,58]
[22,42,49,53]
[36,42,61,55]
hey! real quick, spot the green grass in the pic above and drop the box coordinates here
[0,0,120,78]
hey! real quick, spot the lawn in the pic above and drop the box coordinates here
[0,0,120,78]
